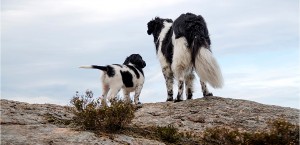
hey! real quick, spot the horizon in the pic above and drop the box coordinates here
[1,0,299,109]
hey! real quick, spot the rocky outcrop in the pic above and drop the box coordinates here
[1,97,299,144]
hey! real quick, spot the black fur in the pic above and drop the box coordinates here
[126,65,140,79]
[91,65,115,77]
[123,54,146,69]
[113,64,123,68]
[187,88,193,99]
[161,26,174,64]
[173,13,211,65]
[120,70,134,88]
[106,65,115,77]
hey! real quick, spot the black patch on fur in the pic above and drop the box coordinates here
[167,90,173,97]
[126,65,140,79]
[113,64,123,68]
[203,92,213,97]
[120,71,134,87]
[179,81,184,90]
[173,12,211,65]
[161,26,174,64]
[91,65,107,71]
[166,97,173,101]
[106,65,115,77]
[174,94,183,102]
[187,88,193,99]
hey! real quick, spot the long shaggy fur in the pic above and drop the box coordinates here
[147,12,223,102]
[80,54,146,105]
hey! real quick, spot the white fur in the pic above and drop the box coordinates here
[171,36,193,80]
[194,48,223,88]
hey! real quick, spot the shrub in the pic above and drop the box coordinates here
[70,90,135,132]
[102,98,135,132]
[155,124,180,143]
[202,118,299,145]
[243,118,299,145]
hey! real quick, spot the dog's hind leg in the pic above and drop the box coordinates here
[162,66,174,101]
[101,84,110,106]
[122,89,131,103]
[108,87,121,102]
[185,73,195,100]
[133,85,143,105]
[200,80,213,97]
[172,37,192,102]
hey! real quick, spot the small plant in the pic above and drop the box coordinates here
[243,118,299,145]
[201,118,299,145]
[155,124,180,143]
[70,90,135,132]
[102,98,135,132]
[202,126,242,145]
[70,90,101,130]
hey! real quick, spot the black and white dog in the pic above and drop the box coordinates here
[80,54,146,105]
[147,12,223,102]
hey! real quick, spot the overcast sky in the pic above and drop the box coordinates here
[1,0,299,109]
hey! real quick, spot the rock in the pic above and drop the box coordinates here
[1,96,299,144]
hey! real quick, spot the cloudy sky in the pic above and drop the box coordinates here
[2,0,299,108]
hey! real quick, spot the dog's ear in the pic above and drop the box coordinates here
[123,56,130,65]
[147,20,155,35]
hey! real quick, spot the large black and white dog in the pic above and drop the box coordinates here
[80,54,146,105]
[147,13,223,102]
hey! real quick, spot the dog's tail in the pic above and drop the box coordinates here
[79,65,107,71]
[189,15,223,88]
[193,39,224,88]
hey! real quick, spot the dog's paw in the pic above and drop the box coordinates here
[166,98,173,102]
[204,92,213,97]
[135,102,143,108]
[174,99,183,103]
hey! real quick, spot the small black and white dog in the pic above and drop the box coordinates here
[80,54,146,105]
[147,13,223,102]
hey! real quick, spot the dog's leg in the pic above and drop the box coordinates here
[123,89,131,103]
[101,84,110,106]
[200,80,213,97]
[172,37,191,102]
[185,73,195,100]
[133,85,143,105]
[162,66,174,101]
[175,78,184,102]
[108,87,121,103]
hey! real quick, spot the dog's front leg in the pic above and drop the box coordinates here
[162,66,174,101]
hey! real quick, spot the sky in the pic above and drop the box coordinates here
[1,0,299,109]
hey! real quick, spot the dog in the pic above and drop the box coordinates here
[147,12,223,102]
[80,54,146,105]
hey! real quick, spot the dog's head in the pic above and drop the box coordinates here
[147,17,173,39]
[123,54,146,68]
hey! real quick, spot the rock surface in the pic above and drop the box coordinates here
[1,97,299,144]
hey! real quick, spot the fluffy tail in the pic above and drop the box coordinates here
[79,65,107,71]
[194,47,223,88]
